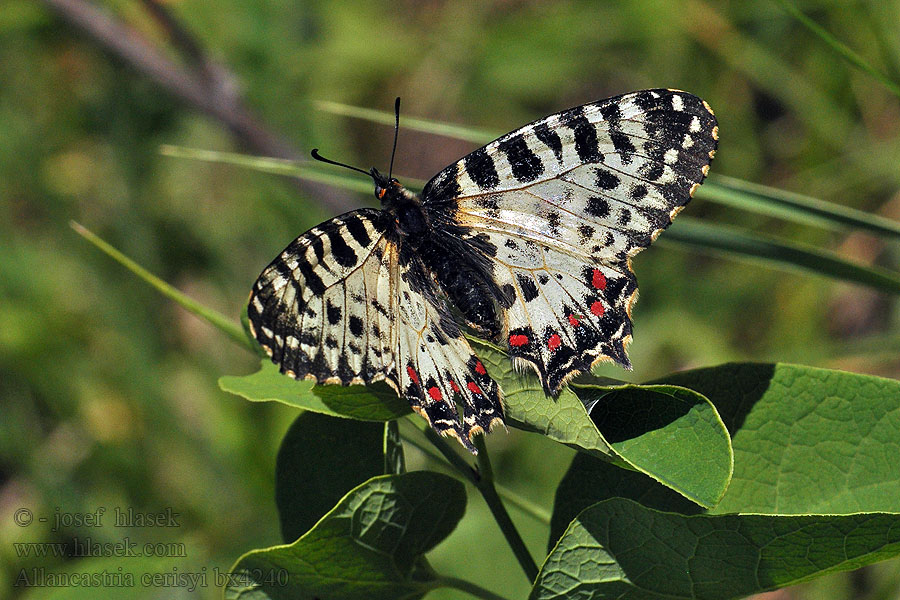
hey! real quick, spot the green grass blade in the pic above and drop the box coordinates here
[663,217,900,295]
[159,144,375,194]
[700,175,900,239]
[314,100,498,144]
[70,221,255,351]
[777,0,900,99]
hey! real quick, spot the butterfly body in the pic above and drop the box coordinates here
[249,89,718,451]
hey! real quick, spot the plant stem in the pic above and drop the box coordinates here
[433,576,514,600]
[401,419,551,523]
[419,422,538,583]
[70,221,255,352]
[472,434,539,583]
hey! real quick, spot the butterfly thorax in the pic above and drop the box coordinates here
[378,181,431,243]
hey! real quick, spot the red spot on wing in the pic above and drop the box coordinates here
[475,360,487,375]
[467,381,483,395]
[548,334,562,351]
[568,314,580,327]
[406,366,419,385]
[590,301,605,316]
[592,269,607,290]
[450,381,461,394]
[509,334,529,347]
[428,386,442,401]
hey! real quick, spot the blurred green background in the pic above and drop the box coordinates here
[3,1,900,598]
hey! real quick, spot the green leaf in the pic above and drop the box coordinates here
[533,497,900,600]
[548,362,900,549]
[659,363,900,514]
[219,360,410,421]
[226,472,466,600]
[548,452,704,552]
[275,412,386,543]
[472,340,732,509]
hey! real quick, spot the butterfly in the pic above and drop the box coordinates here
[248,89,718,452]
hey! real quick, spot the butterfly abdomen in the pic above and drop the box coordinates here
[414,236,500,338]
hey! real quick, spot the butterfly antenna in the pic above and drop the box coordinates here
[388,97,400,180]
[310,149,372,178]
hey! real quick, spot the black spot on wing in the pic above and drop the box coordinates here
[630,185,648,201]
[594,169,620,191]
[309,234,325,263]
[326,301,342,325]
[343,214,372,247]
[498,134,544,182]
[421,166,462,205]
[516,273,539,302]
[464,148,500,190]
[349,315,364,338]
[578,224,595,244]
[610,131,636,155]
[326,227,357,268]
[296,259,325,297]
[599,101,622,123]
[562,107,602,163]
[633,90,658,111]
[585,196,610,219]
[533,122,563,161]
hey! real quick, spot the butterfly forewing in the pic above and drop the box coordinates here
[248,209,399,385]
[423,89,717,393]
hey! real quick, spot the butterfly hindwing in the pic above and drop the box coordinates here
[422,89,718,393]
[395,257,503,449]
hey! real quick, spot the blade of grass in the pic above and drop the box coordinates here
[662,217,900,295]
[314,100,499,144]
[159,144,375,194]
[700,175,900,240]
[70,221,255,351]
[777,0,900,99]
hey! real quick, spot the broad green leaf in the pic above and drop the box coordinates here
[473,340,732,509]
[549,362,900,549]
[219,360,410,421]
[533,498,900,600]
[227,472,466,600]
[275,412,386,543]
[548,452,704,551]
[659,363,900,514]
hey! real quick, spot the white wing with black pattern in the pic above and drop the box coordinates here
[248,209,503,448]
[422,89,718,393]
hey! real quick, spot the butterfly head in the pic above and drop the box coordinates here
[371,168,402,204]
